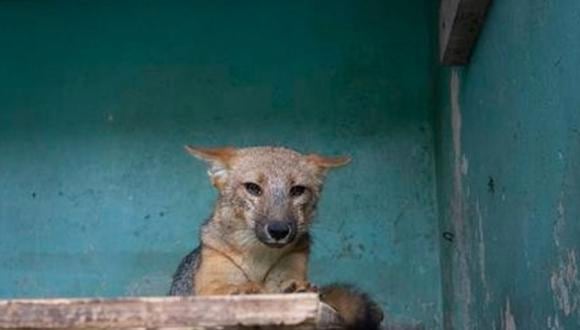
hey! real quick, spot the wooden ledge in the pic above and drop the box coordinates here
[0,293,342,329]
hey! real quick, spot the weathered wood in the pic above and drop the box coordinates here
[0,293,343,329]
[439,0,492,65]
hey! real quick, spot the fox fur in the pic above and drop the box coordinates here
[169,146,384,329]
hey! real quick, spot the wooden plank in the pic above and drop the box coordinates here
[439,0,492,65]
[0,294,343,329]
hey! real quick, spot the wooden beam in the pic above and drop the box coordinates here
[439,0,492,65]
[0,293,342,329]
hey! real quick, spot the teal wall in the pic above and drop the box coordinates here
[436,0,580,329]
[0,1,441,328]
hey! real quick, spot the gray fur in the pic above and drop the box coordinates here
[168,247,200,296]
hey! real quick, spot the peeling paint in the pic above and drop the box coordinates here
[501,298,517,330]
[550,190,580,321]
[547,314,562,330]
[550,249,580,317]
[451,70,462,175]
[450,68,462,223]
[449,69,473,330]
[553,198,565,248]
[475,200,490,305]
[461,154,469,176]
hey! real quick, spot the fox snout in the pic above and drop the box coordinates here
[255,219,298,248]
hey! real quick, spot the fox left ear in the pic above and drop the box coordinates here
[306,154,351,173]
[185,145,236,188]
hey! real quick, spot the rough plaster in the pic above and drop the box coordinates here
[0,0,441,328]
[437,0,580,328]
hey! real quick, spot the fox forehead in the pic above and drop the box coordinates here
[228,147,319,185]
[185,145,350,188]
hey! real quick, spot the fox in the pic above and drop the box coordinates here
[169,146,384,330]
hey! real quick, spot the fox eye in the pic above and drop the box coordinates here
[243,182,262,196]
[289,185,307,197]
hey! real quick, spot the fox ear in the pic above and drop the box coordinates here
[185,146,236,188]
[306,154,351,173]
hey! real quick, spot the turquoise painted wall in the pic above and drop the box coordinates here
[436,0,580,329]
[0,1,441,328]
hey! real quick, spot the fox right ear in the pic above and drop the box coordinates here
[185,146,236,188]
[306,154,351,169]
[305,153,351,178]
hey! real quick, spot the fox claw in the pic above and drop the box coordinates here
[230,283,263,295]
[283,281,318,293]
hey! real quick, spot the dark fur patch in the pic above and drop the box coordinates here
[320,283,384,330]
[168,247,200,296]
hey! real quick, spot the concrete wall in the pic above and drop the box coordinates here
[436,0,580,329]
[0,1,441,327]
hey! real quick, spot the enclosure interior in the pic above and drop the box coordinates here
[2,1,580,329]
[0,1,440,328]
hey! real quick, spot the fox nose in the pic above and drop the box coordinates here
[266,222,292,241]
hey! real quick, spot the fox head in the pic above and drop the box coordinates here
[186,146,350,249]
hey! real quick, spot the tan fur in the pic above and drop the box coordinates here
[183,146,382,328]
[187,146,338,295]
[195,230,310,294]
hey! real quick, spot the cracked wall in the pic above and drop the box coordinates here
[436,0,580,328]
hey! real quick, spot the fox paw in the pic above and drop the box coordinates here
[230,282,263,295]
[283,280,319,293]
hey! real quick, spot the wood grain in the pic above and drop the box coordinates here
[0,293,343,329]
